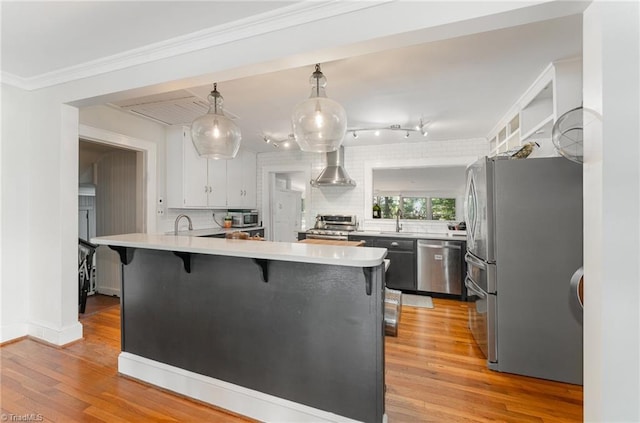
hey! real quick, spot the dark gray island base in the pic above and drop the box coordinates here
[98,235,386,423]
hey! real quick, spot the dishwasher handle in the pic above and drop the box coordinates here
[417,241,462,250]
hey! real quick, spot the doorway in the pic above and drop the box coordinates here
[272,173,304,242]
[261,166,311,242]
[79,140,142,297]
[77,124,157,308]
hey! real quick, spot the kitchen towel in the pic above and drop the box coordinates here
[402,294,434,309]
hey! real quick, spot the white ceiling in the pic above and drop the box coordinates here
[0,1,293,78]
[1,2,584,154]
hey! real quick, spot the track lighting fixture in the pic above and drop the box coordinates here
[263,133,294,149]
[345,119,429,139]
[418,118,428,136]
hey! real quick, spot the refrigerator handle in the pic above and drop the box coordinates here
[465,252,486,270]
[569,267,584,324]
[465,276,486,298]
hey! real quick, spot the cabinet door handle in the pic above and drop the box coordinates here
[209,186,212,193]
[204,186,208,193]
[391,242,399,247]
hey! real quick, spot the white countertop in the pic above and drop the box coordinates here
[170,226,264,237]
[91,233,387,267]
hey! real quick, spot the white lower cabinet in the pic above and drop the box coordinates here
[166,126,255,209]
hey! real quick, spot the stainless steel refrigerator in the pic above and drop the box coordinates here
[464,156,583,385]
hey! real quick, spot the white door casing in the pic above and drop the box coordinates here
[261,165,311,241]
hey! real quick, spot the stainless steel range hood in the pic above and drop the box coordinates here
[311,146,356,187]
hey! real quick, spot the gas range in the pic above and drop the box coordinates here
[305,214,357,240]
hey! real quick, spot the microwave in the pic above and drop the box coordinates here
[228,210,259,228]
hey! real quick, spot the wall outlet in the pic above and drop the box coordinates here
[156,205,165,216]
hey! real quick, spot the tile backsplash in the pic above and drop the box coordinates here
[160,208,229,233]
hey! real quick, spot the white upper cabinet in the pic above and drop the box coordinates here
[166,126,255,209]
[181,127,208,207]
[226,149,257,209]
[488,58,582,158]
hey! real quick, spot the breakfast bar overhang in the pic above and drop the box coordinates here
[91,234,388,423]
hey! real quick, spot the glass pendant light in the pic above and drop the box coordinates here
[291,64,347,153]
[191,83,241,160]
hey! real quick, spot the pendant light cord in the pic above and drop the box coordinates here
[314,63,321,97]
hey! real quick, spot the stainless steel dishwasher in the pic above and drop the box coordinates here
[417,240,463,295]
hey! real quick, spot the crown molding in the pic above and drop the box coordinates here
[2,1,391,91]
[1,72,30,90]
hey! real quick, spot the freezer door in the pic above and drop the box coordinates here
[464,251,497,294]
[465,276,497,363]
[465,157,495,262]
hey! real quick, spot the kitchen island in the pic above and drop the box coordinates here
[91,233,387,423]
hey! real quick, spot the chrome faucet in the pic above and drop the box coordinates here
[396,209,403,232]
[174,214,193,235]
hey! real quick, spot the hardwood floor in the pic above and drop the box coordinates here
[1,307,252,423]
[386,299,583,422]
[1,299,582,422]
[79,294,120,317]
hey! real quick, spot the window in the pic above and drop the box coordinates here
[373,195,456,221]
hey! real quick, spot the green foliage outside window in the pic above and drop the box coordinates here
[430,198,456,220]
[373,196,456,221]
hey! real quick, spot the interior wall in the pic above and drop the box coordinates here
[373,166,467,196]
[94,150,138,296]
[79,105,167,230]
[583,2,640,421]
[0,83,31,342]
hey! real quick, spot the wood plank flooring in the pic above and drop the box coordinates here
[385,299,582,422]
[79,294,120,317]
[1,299,582,422]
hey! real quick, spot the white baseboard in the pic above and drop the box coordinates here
[27,320,83,346]
[118,352,363,423]
[95,287,120,297]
